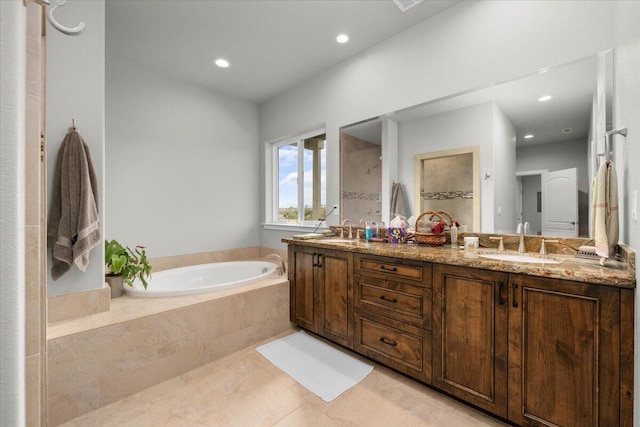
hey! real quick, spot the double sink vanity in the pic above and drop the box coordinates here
[284,235,635,427]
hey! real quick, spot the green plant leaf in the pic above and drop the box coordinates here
[110,254,127,274]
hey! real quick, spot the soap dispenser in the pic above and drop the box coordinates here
[450,223,458,248]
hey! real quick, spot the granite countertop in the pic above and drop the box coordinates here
[283,237,636,288]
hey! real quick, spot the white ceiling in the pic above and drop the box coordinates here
[106,0,460,104]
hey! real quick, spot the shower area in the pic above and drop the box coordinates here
[340,129,382,223]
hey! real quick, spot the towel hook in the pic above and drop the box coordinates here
[599,127,628,164]
[47,0,86,36]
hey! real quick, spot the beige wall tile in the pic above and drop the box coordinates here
[47,277,291,423]
[25,94,41,226]
[154,304,218,357]
[259,247,287,260]
[48,382,101,427]
[148,255,182,273]
[96,286,110,313]
[25,226,41,357]
[100,344,205,407]
[48,317,157,396]
[25,7,42,97]
[25,354,41,427]
[47,287,109,323]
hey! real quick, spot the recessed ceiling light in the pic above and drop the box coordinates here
[336,34,349,44]
[215,58,230,68]
[524,134,534,139]
[538,95,553,102]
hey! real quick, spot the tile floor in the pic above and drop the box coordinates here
[61,330,509,427]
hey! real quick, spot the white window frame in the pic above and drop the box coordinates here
[264,127,326,229]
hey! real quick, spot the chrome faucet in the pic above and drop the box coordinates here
[539,239,558,256]
[489,236,505,252]
[341,219,353,239]
[263,254,286,275]
[518,223,526,253]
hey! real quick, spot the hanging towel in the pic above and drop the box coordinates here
[47,128,101,280]
[591,160,619,261]
[390,181,409,218]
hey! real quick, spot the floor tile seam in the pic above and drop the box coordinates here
[268,401,308,427]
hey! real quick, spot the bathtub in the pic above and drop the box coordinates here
[124,260,279,297]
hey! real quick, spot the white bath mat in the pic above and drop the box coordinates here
[256,331,373,402]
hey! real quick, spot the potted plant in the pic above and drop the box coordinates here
[104,239,152,298]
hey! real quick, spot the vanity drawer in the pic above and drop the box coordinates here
[354,310,432,383]
[355,274,431,330]
[354,254,431,286]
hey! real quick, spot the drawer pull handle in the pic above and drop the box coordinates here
[379,295,398,303]
[312,253,318,267]
[512,283,518,308]
[379,336,398,347]
[380,265,398,272]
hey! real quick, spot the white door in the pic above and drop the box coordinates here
[541,168,578,237]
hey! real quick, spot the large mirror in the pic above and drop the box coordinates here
[339,52,613,238]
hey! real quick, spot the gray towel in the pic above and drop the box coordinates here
[390,181,409,218]
[47,129,101,280]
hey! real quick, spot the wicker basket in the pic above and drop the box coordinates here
[414,210,452,246]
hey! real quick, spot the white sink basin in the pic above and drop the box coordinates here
[479,253,560,264]
[319,238,359,244]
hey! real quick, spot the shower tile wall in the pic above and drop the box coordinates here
[340,133,382,223]
[420,153,473,228]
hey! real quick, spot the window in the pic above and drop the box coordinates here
[270,130,326,225]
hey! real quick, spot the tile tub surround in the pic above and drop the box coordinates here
[47,285,111,323]
[47,275,292,426]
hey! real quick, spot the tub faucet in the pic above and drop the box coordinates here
[341,219,353,239]
[518,223,526,253]
[263,254,286,275]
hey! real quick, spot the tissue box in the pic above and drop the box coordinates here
[387,227,407,244]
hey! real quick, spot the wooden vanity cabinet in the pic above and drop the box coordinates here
[288,243,633,427]
[432,264,510,418]
[433,264,633,427]
[353,254,433,383]
[288,245,353,347]
[507,275,632,427]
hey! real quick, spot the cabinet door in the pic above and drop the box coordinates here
[433,265,509,418]
[318,250,352,347]
[289,246,320,334]
[508,275,622,427]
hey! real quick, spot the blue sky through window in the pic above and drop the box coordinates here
[278,142,326,210]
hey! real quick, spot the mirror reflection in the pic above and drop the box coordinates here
[340,120,383,223]
[339,53,612,238]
